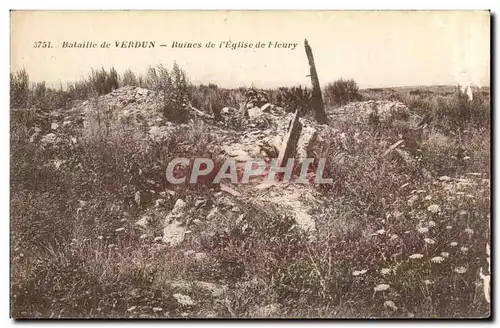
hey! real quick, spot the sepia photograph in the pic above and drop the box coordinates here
[9,10,491,319]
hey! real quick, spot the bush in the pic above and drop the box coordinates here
[88,67,119,96]
[324,78,362,106]
[121,69,139,87]
[10,69,30,108]
[275,86,312,115]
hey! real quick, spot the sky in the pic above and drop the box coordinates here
[10,10,490,89]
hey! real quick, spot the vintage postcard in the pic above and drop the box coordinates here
[10,10,491,319]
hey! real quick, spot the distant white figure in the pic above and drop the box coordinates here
[459,82,474,102]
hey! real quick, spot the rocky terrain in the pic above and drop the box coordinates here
[11,83,491,318]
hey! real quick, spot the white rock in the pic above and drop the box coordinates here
[135,215,150,228]
[162,220,186,246]
[172,293,195,306]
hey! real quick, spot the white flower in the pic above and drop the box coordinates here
[450,242,458,247]
[424,238,436,245]
[427,204,441,213]
[374,284,390,292]
[461,247,469,253]
[446,226,452,230]
[454,266,467,274]
[352,269,368,276]
[441,252,450,258]
[409,253,424,259]
[430,256,445,263]
[384,300,398,311]
[380,268,392,275]
[464,228,474,235]
[428,221,436,228]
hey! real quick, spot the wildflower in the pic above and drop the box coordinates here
[441,252,450,258]
[464,228,474,235]
[417,227,429,234]
[460,246,469,253]
[374,284,390,292]
[115,227,125,232]
[424,238,436,245]
[380,268,392,275]
[454,266,467,274]
[427,204,441,213]
[409,253,424,259]
[450,241,458,247]
[446,226,452,230]
[430,256,445,263]
[384,300,398,311]
[352,269,368,276]
[428,221,436,228]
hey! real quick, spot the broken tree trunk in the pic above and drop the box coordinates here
[304,39,327,124]
[277,109,302,167]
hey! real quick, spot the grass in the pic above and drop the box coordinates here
[10,67,491,318]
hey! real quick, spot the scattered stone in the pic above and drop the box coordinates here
[250,304,280,317]
[206,208,218,220]
[51,122,59,130]
[164,199,187,224]
[296,125,318,162]
[135,215,150,228]
[220,184,241,197]
[162,220,186,246]
[195,198,207,208]
[172,294,195,306]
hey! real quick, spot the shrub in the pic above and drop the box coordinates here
[88,67,119,96]
[324,78,362,106]
[121,69,139,87]
[275,86,312,115]
[10,68,30,108]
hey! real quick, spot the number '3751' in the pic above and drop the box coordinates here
[33,41,53,48]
